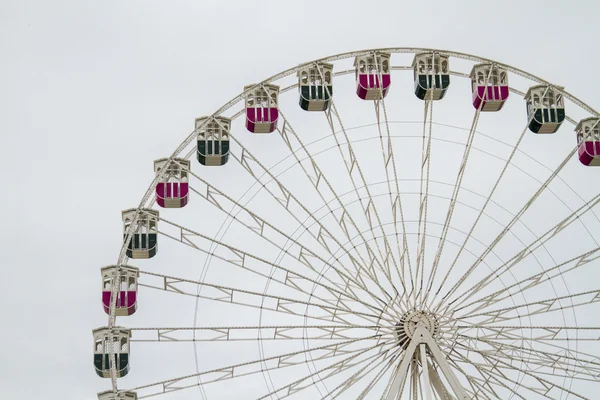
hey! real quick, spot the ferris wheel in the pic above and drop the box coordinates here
[93,47,600,400]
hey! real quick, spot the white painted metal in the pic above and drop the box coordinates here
[98,48,600,399]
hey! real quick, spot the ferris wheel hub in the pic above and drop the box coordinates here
[395,310,440,348]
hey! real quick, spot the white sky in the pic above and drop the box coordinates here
[1,0,600,399]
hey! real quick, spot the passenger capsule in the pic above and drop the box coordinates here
[122,208,158,259]
[297,62,333,111]
[154,158,189,208]
[354,52,391,100]
[93,327,131,378]
[576,117,600,166]
[98,391,138,400]
[245,84,279,134]
[412,52,450,101]
[196,116,231,166]
[101,265,139,316]
[525,85,565,134]
[470,63,509,111]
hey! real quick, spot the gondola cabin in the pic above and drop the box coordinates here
[245,84,279,134]
[297,62,333,111]
[196,116,231,166]
[470,63,509,111]
[576,117,600,166]
[101,265,139,316]
[98,391,138,400]
[122,208,158,259]
[354,52,391,100]
[525,85,565,134]
[412,52,450,101]
[93,327,131,378]
[154,158,189,208]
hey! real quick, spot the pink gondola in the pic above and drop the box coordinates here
[576,118,600,166]
[470,64,509,111]
[154,158,189,208]
[245,84,279,134]
[354,53,391,100]
[101,265,139,316]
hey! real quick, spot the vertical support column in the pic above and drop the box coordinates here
[420,343,432,400]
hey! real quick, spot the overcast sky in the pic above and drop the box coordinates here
[2,0,600,399]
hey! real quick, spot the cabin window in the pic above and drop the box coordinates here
[499,71,507,84]
[441,59,448,73]
[359,60,366,73]
[477,71,484,85]
[489,68,499,85]
[301,71,308,84]
[382,59,389,73]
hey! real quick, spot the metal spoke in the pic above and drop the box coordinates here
[139,270,390,326]
[130,325,388,342]
[415,100,433,306]
[373,94,415,300]
[443,191,600,313]
[454,246,600,316]
[178,166,396,320]
[126,335,384,398]
[255,337,396,400]
[271,112,404,308]
[228,132,400,311]
[424,99,483,308]
[103,48,600,399]
[436,144,581,313]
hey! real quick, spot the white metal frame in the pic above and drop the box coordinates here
[99,47,600,400]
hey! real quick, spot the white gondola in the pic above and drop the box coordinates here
[525,85,565,134]
[122,208,159,259]
[196,116,231,166]
[413,52,450,100]
[93,327,131,378]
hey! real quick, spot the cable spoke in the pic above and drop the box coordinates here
[436,145,587,312]
[139,270,390,326]
[443,191,600,313]
[454,246,600,315]
[322,93,409,304]
[228,132,400,312]
[415,99,434,306]
[179,166,395,320]
[424,100,482,308]
[126,335,384,398]
[273,112,405,309]
[255,337,396,400]
[449,339,591,399]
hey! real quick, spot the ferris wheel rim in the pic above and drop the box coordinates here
[117,47,600,268]
[104,47,600,399]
